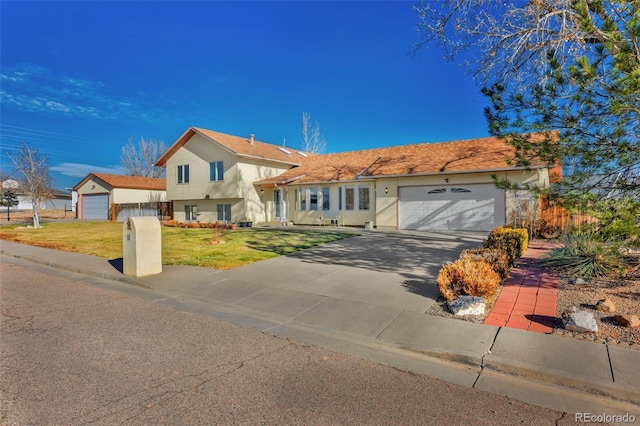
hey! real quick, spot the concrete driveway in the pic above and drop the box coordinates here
[144,230,485,316]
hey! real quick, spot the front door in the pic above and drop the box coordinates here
[273,189,288,222]
[273,190,281,220]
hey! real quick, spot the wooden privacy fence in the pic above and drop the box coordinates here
[110,202,173,222]
[539,196,598,232]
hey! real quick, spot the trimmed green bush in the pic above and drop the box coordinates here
[484,227,529,267]
[437,258,501,301]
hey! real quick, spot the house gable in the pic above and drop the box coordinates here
[156,127,311,168]
[73,173,165,191]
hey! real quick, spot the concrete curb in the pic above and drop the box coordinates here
[0,248,153,290]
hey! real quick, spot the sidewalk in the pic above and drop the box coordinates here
[485,241,560,333]
[1,238,639,417]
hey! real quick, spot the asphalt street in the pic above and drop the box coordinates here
[0,257,583,425]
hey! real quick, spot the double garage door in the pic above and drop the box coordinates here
[82,194,109,220]
[399,184,505,232]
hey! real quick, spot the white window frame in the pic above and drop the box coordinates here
[177,164,190,184]
[300,188,307,211]
[322,187,330,211]
[345,186,355,211]
[209,161,224,182]
[216,204,231,222]
[358,185,370,210]
[309,188,318,211]
[184,204,198,221]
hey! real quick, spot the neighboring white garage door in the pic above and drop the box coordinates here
[83,194,109,220]
[399,184,505,231]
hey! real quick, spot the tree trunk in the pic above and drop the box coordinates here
[32,199,40,228]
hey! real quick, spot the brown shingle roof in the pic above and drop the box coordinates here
[74,173,166,191]
[254,135,549,185]
[155,127,313,167]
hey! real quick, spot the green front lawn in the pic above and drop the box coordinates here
[0,222,355,269]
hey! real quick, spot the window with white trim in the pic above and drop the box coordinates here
[358,186,370,210]
[309,188,318,210]
[177,164,190,184]
[300,188,307,210]
[217,204,231,222]
[209,161,224,181]
[338,187,343,210]
[345,186,355,210]
[322,188,330,210]
[184,204,197,221]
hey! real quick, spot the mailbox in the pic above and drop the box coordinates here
[123,216,162,277]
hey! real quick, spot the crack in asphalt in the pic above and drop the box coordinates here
[556,411,569,425]
[76,342,295,425]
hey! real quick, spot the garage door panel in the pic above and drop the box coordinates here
[399,185,504,232]
[83,194,108,220]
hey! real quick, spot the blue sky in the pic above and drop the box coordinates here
[1,1,489,190]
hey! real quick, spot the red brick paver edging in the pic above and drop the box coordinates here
[484,241,560,333]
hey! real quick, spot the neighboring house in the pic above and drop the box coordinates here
[73,173,166,220]
[1,180,72,211]
[44,189,73,211]
[156,127,560,232]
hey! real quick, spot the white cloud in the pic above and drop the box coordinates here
[51,162,125,178]
[45,100,70,112]
[0,63,163,122]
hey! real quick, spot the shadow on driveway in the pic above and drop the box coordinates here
[289,231,485,296]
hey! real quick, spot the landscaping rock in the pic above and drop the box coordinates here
[595,298,616,313]
[562,306,598,333]
[613,314,640,329]
[447,296,486,316]
[569,278,586,286]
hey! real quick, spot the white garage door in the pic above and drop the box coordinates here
[399,184,505,231]
[83,194,109,220]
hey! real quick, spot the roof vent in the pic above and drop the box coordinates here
[249,134,255,144]
[277,146,292,155]
[297,151,308,157]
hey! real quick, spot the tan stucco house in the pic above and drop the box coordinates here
[73,173,166,220]
[156,127,559,231]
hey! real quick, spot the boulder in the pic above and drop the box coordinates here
[448,296,486,316]
[595,298,616,313]
[569,278,587,286]
[613,314,640,329]
[562,306,598,333]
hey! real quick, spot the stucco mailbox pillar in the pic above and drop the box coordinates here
[123,216,162,277]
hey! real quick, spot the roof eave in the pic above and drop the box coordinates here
[237,153,302,167]
[288,177,376,186]
[364,165,549,180]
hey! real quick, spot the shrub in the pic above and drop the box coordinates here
[437,258,501,301]
[540,232,625,278]
[484,227,529,267]
[460,248,510,280]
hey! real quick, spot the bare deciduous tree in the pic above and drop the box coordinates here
[121,137,166,178]
[6,142,53,228]
[415,1,639,88]
[300,112,327,154]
